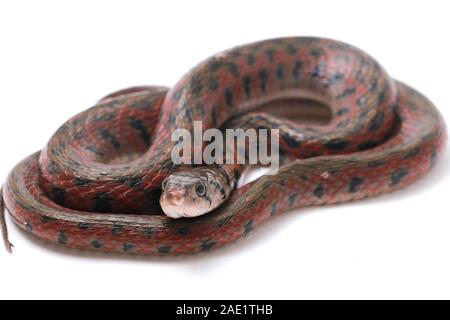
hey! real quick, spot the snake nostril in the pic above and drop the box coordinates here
[165,191,184,205]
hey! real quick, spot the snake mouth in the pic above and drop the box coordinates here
[159,201,202,219]
[162,209,184,219]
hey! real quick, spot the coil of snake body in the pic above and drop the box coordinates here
[0,37,446,255]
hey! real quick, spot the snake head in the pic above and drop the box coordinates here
[159,167,232,219]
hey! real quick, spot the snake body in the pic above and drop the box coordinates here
[1,37,446,255]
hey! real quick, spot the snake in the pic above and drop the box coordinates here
[0,37,446,255]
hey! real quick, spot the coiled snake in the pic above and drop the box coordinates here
[0,37,446,255]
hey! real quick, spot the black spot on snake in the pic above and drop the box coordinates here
[390,168,409,186]
[288,192,298,206]
[311,63,321,78]
[184,108,193,123]
[123,243,135,252]
[285,44,297,55]
[310,48,323,57]
[259,69,268,93]
[276,64,284,81]
[354,68,364,84]
[91,240,102,249]
[244,220,254,236]
[74,177,90,187]
[58,231,68,245]
[324,139,348,150]
[200,239,217,251]
[336,108,349,116]
[48,161,58,175]
[369,78,378,92]
[208,77,219,91]
[41,216,56,223]
[85,146,104,157]
[265,48,276,62]
[52,186,66,205]
[100,128,120,149]
[377,90,386,104]
[51,143,65,156]
[359,109,370,120]
[270,203,277,216]
[368,112,385,132]
[71,117,83,126]
[130,99,151,110]
[167,113,176,125]
[190,75,202,95]
[111,225,123,236]
[348,177,364,193]
[77,222,91,230]
[280,179,286,190]
[242,75,251,98]
[246,53,255,65]
[367,160,387,168]
[128,116,151,146]
[209,58,223,72]
[229,50,242,58]
[336,87,356,99]
[330,72,344,86]
[313,184,325,198]
[226,62,240,77]
[143,227,153,239]
[292,60,303,81]
[26,222,33,232]
[224,87,233,109]
[404,147,421,159]
[158,245,172,254]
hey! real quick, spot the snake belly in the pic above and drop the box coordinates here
[1,37,446,255]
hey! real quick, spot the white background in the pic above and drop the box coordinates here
[1,0,449,300]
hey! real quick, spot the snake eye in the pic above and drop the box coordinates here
[195,182,206,197]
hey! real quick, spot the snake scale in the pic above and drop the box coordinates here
[0,37,446,255]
